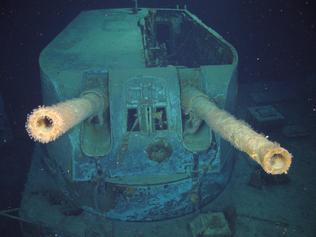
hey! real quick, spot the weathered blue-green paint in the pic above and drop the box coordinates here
[22,8,238,223]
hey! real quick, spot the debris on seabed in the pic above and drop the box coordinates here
[189,212,231,237]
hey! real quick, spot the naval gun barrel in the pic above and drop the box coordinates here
[181,85,292,175]
[26,89,105,144]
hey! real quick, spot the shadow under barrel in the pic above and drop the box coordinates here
[181,84,292,175]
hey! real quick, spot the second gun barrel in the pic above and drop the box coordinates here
[181,85,292,175]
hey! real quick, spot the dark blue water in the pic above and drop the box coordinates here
[0,0,315,236]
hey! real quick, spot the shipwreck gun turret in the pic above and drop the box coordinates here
[181,84,292,175]
[20,8,294,231]
[26,89,106,144]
